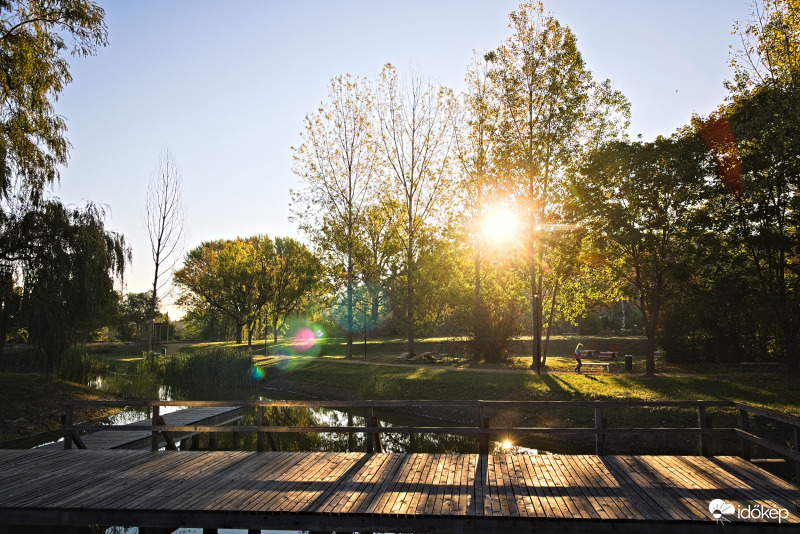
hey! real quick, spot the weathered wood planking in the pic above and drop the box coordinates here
[0,450,798,532]
[40,406,243,450]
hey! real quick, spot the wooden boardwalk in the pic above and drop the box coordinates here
[0,449,797,532]
[40,406,243,450]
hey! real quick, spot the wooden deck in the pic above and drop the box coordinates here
[0,449,797,532]
[40,406,243,450]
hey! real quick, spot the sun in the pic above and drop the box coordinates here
[481,208,519,243]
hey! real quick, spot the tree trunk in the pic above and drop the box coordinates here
[346,234,353,359]
[273,319,278,344]
[406,223,415,355]
[542,279,560,365]
[473,241,482,361]
[147,283,158,352]
[235,322,243,345]
[644,303,659,377]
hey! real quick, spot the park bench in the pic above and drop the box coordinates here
[420,344,446,361]
[597,351,618,360]
[580,362,610,373]
[579,349,595,358]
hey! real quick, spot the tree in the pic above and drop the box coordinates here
[264,237,322,344]
[0,0,107,202]
[2,200,128,373]
[455,53,503,360]
[376,64,457,354]
[578,133,708,376]
[292,74,379,358]
[487,1,629,372]
[174,236,274,347]
[145,146,185,351]
[113,291,156,341]
[714,0,800,369]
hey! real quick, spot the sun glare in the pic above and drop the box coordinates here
[482,208,518,243]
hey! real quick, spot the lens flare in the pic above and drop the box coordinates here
[284,318,325,356]
[250,365,265,380]
[293,328,317,351]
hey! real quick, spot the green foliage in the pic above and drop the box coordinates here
[0,200,129,374]
[111,291,157,341]
[175,235,277,345]
[0,0,107,201]
[265,237,323,343]
[577,133,709,375]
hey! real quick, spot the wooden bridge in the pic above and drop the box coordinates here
[41,405,243,451]
[0,399,798,533]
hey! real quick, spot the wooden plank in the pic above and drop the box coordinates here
[549,454,604,520]
[4,449,800,531]
[368,452,418,515]
[613,456,696,520]
[599,455,671,521]
[572,454,646,520]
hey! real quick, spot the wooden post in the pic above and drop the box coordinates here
[180,438,189,451]
[371,416,383,453]
[347,412,354,452]
[191,434,200,450]
[232,422,240,450]
[738,408,752,461]
[208,430,217,450]
[594,406,604,455]
[697,405,708,456]
[792,425,800,485]
[365,405,374,454]
[156,416,177,451]
[151,405,160,451]
[257,405,265,452]
[63,406,73,450]
[477,403,488,455]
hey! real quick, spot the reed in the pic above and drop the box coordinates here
[163,346,254,389]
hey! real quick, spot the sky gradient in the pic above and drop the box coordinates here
[51,0,753,312]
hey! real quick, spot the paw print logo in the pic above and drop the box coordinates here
[709,499,735,524]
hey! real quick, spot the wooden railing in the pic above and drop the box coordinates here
[62,399,800,470]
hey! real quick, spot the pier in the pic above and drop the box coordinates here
[0,399,798,532]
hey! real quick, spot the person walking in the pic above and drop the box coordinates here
[574,343,583,374]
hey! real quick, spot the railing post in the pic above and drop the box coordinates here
[365,405,374,454]
[347,412,354,453]
[738,408,752,461]
[364,404,375,454]
[257,405,265,452]
[371,416,383,453]
[63,404,73,450]
[594,406,604,455]
[477,402,488,455]
[697,405,708,456]
[151,404,160,451]
[792,425,800,485]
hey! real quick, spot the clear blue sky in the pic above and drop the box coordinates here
[52,0,751,312]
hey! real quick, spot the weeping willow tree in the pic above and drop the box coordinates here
[1,200,129,375]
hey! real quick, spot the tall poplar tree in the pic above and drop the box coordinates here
[376,64,457,354]
[488,1,628,372]
[292,74,379,358]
